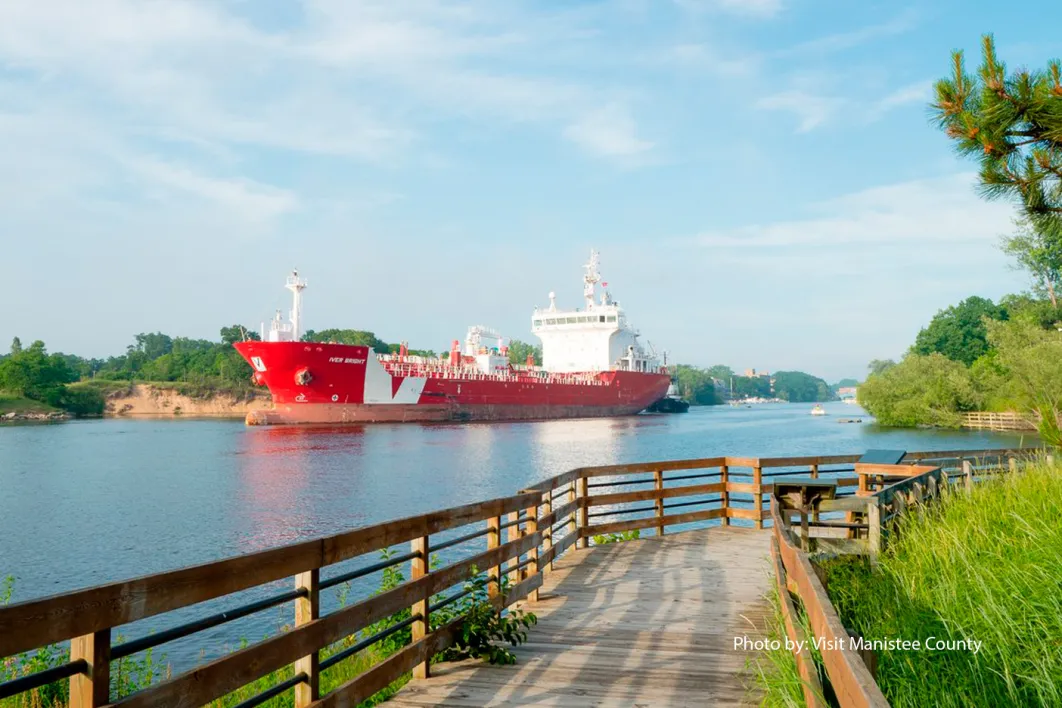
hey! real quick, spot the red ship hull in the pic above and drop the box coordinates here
[234,342,670,425]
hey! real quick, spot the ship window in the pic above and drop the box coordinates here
[599,316,605,323]
[565,317,575,324]
[607,315,616,322]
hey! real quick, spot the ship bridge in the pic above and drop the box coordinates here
[532,250,660,374]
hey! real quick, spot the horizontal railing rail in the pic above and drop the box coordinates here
[0,447,1041,707]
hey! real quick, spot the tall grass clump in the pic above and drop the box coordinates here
[749,588,825,708]
[820,457,1062,708]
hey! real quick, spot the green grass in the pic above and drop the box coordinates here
[817,457,1062,707]
[749,588,821,708]
[0,392,60,415]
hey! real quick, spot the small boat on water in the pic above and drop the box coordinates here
[810,404,826,416]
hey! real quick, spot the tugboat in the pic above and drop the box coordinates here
[646,380,690,413]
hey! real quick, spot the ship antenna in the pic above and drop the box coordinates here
[285,269,307,341]
[583,249,601,310]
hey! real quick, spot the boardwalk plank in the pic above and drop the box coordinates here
[387,527,771,707]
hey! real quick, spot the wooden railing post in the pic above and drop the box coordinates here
[410,536,430,679]
[506,511,521,587]
[527,501,539,602]
[70,630,110,708]
[567,480,577,539]
[963,460,974,492]
[487,515,501,601]
[1009,457,1018,474]
[541,491,554,573]
[577,475,589,549]
[753,466,764,529]
[719,464,730,527]
[654,469,665,537]
[867,500,881,564]
[294,569,320,707]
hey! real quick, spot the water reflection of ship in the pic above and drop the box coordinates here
[529,416,631,479]
[236,426,368,550]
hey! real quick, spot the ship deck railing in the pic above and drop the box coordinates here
[0,447,1037,707]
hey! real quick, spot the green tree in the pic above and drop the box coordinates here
[130,332,174,360]
[219,325,260,346]
[911,296,1008,366]
[10,337,21,355]
[932,35,1062,236]
[984,318,1062,445]
[705,365,734,381]
[302,329,389,351]
[868,359,896,376]
[671,365,720,405]
[858,353,981,427]
[1001,217,1062,309]
[772,371,835,403]
[507,339,542,366]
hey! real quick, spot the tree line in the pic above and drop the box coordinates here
[671,365,838,405]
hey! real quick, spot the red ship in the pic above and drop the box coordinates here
[234,251,671,425]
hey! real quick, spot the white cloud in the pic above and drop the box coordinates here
[564,104,654,158]
[128,158,300,221]
[779,9,919,55]
[870,80,934,118]
[664,43,761,77]
[756,90,845,132]
[694,173,1014,248]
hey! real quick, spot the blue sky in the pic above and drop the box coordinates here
[2,1,1059,381]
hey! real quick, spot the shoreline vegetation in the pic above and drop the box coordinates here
[0,329,845,423]
[755,455,1062,708]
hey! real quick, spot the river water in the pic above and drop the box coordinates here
[0,402,1031,667]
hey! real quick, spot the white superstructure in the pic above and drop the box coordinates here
[532,250,661,374]
[261,269,307,342]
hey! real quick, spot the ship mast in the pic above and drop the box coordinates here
[583,249,601,310]
[285,269,307,341]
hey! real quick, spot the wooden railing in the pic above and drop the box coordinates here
[961,411,1036,431]
[0,448,1036,707]
[769,448,1047,707]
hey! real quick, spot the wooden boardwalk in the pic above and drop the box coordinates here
[389,527,772,707]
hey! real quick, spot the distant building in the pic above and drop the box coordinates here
[838,386,858,399]
[744,368,770,378]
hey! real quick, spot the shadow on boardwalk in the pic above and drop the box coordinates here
[389,526,772,707]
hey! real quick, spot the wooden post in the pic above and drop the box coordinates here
[577,475,589,549]
[1048,454,1055,466]
[526,501,539,602]
[294,569,320,706]
[70,630,110,708]
[506,511,521,586]
[410,536,430,679]
[1009,457,1018,474]
[719,464,730,527]
[541,491,553,573]
[654,469,665,537]
[567,480,577,538]
[810,463,819,479]
[487,515,501,602]
[867,500,881,564]
[753,466,763,529]
[963,459,974,492]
